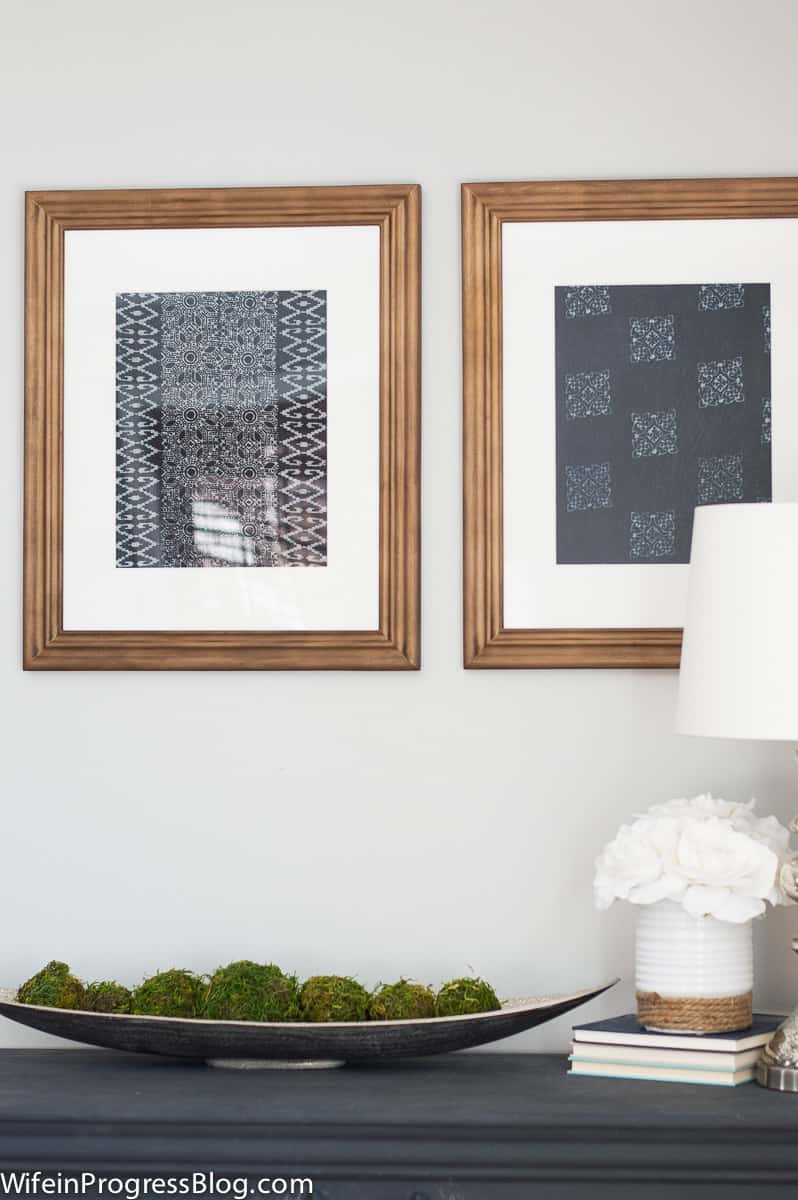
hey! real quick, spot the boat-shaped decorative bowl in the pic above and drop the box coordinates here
[0,981,615,1068]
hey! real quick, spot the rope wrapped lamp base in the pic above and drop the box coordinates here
[636,990,752,1034]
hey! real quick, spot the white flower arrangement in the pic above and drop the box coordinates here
[594,794,793,923]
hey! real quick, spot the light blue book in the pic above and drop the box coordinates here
[568,1056,754,1086]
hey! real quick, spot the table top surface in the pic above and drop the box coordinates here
[1,1049,796,1134]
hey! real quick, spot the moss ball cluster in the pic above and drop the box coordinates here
[84,981,132,1014]
[299,976,370,1022]
[17,961,503,1024]
[17,961,85,1010]
[130,969,205,1018]
[435,977,500,1017]
[369,980,435,1021]
[204,961,300,1022]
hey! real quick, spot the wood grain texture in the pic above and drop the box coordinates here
[462,176,798,669]
[24,184,420,670]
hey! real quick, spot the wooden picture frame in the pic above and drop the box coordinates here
[462,177,798,669]
[24,184,420,670]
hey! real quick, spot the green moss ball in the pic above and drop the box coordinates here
[203,960,300,1022]
[17,961,85,1010]
[130,969,205,1018]
[299,975,370,1022]
[435,977,500,1017]
[368,980,436,1021]
[83,981,132,1014]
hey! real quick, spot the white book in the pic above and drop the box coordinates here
[569,1057,754,1087]
[570,1041,762,1070]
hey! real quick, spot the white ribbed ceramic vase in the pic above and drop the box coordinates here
[635,900,753,1033]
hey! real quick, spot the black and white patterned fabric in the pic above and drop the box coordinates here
[116,290,327,568]
[555,282,771,564]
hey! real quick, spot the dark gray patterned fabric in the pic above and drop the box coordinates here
[555,282,771,564]
[116,290,327,568]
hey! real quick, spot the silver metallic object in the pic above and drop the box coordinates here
[756,817,798,1090]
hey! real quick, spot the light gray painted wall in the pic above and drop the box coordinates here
[2,0,797,1050]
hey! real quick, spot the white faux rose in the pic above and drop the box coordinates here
[647,793,741,821]
[594,821,683,910]
[675,817,780,922]
[594,794,792,923]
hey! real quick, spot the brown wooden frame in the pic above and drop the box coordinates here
[463,176,798,669]
[24,184,420,670]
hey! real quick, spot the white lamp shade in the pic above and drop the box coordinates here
[676,503,798,741]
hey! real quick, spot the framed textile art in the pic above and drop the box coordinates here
[24,184,420,669]
[462,177,798,668]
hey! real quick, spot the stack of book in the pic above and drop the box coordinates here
[568,1013,783,1086]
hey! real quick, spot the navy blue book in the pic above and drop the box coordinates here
[573,1013,783,1053]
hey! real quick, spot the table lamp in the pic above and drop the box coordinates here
[676,501,798,1091]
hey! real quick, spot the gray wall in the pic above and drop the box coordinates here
[2,0,797,1050]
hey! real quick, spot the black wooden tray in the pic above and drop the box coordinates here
[0,982,615,1068]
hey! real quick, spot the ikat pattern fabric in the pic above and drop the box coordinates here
[555,282,772,564]
[116,290,327,568]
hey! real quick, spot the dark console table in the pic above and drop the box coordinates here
[0,1050,796,1197]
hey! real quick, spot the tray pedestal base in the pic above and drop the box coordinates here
[206,1057,345,1070]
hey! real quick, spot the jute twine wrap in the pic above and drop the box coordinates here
[636,990,752,1033]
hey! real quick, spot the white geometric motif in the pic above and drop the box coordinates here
[276,291,327,566]
[629,316,676,363]
[565,463,612,512]
[698,284,745,310]
[631,409,678,458]
[116,294,163,568]
[697,454,744,504]
[564,287,611,319]
[565,370,612,419]
[697,356,745,407]
[630,511,676,558]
